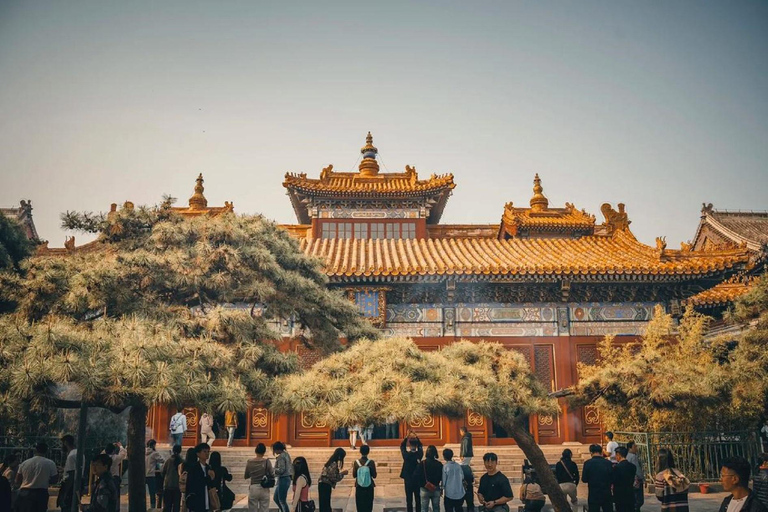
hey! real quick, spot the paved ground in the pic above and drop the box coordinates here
[106,488,729,512]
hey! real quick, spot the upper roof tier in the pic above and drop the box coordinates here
[283,133,455,224]
[499,174,599,238]
[170,173,234,216]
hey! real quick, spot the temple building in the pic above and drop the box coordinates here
[53,134,754,447]
[1,200,40,241]
[686,204,767,327]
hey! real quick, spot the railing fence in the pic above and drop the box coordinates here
[615,430,762,482]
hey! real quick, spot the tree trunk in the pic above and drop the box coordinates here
[508,420,572,512]
[71,402,88,512]
[127,403,148,512]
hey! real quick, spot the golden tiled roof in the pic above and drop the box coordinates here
[500,175,596,238]
[686,277,754,307]
[170,174,234,217]
[300,228,748,280]
[283,165,455,196]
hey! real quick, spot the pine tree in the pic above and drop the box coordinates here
[0,203,378,512]
[572,305,752,432]
[273,337,574,512]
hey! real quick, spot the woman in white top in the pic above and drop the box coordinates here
[290,457,312,512]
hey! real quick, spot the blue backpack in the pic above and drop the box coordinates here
[356,459,372,487]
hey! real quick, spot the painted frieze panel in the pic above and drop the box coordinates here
[455,304,557,323]
[570,321,647,336]
[569,303,656,322]
[387,304,443,323]
[456,323,557,337]
[381,323,443,337]
[318,208,420,219]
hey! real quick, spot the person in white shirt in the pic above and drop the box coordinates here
[169,408,188,448]
[199,413,215,446]
[59,435,78,512]
[103,442,127,512]
[14,442,59,512]
[719,457,767,512]
[604,432,619,464]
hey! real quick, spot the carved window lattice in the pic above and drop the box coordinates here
[533,345,554,392]
[577,345,599,369]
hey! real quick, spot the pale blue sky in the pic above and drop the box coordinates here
[1,1,766,247]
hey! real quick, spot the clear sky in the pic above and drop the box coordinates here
[1,0,766,247]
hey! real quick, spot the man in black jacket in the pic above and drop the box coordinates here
[400,432,423,512]
[718,457,768,512]
[582,444,614,512]
[460,427,474,466]
[185,443,214,512]
[612,447,636,512]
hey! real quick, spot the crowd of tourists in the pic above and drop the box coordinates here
[2,425,768,512]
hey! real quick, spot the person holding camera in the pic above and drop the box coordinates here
[519,470,546,512]
[400,431,424,512]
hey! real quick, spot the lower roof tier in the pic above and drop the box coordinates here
[298,228,748,281]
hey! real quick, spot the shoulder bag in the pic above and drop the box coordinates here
[559,460,576,483]
[423,461,437,493]
[261,459,276,488]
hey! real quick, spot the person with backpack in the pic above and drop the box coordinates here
[400,432,424,512]
[416,445,443,512]
[318,448,349,512]
[442,448,465,512]
[654,448,689,512]
[519,470,546,512]
[244,443,275,512]
[161,444,183,512]
[555,448,579,506]
[353,445,377,512]
[170,408,188,448]
[289,457,311,512]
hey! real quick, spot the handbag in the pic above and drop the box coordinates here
[221,483,235,509]
[299,479,315,512]
[261,460,276,488]
[423,461,438,493]
[208,487,221,511]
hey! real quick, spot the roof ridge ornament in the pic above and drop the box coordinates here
[358,131,380,177]
[530,173,549,212]
[189,173,208,210]
[600,203,631,234]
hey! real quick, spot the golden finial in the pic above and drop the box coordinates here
[359,131,380,177]
[529,173,549,212]
[189,173,208,210]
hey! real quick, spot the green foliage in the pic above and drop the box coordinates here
[273,337,558,428]
[0,204,378,419]
[726,272,768,419]
[573,305,754,431]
